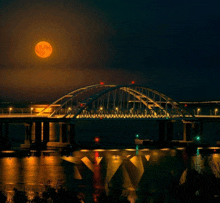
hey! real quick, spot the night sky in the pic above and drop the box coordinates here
[1,0,220,103]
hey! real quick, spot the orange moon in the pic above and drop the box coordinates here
[35,41,52,58]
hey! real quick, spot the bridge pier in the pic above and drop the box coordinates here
[5,123,9,138]
[167,121,174,141]
[0,123,10,149]
[183,121,203,141]
[158,121,166,142]
[158,121,174,142]
[0,123,2,139]
[183,122,192,141]
[21,123,32,149]
[25,123,32,145]
[192,121,203,137]
[68,123,76,145]
[43,122,49,143]
[35,122,42,144]
[60,123,68,143]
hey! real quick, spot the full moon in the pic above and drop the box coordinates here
[35,41,52,58]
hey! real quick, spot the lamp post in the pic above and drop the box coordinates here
[9,107,12,115]
[197,108,201,115]
[31,107,33,115]
[68,107,72,114]
[99,106,103,114]
[215,108,218,115]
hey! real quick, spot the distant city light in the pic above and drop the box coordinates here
[131,81,135,84]
[100,82,104,85]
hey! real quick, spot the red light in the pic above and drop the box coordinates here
[100,117,103,120]
[100,82,104,85]
[80,103,84,107]
[214,149,216,152]
[131,81,135,84]
[184,104,187,107]
[94,137,100,143]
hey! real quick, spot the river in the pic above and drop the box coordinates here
[1,147,220,202]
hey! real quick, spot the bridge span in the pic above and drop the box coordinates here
[0,84,219,149]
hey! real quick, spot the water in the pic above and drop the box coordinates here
[1,148,220,202]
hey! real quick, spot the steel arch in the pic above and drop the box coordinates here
[39,84,192,119]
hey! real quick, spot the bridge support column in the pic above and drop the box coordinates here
[43,122,49,143]
[0,123,2,139]
[25,123,32,145]
[5,123,9,138]
[158,121,166,142]
[192,121,203,137]
[68,123,76,145]
[199,121,203,135]
[183,123,191,141]
[21,123,32,149]
[60,123,67,143]
[35,122,42,144]
[167,122,174,141]
[0,123,11,150]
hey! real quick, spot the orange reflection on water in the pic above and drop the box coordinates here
[93,151,103,202]
[42,156,65,188]
[210,154,220,178]
[0,157,19,202]
[1,157,19,185]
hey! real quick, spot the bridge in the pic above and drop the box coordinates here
[0,84,196,119]
[0,84,219,149]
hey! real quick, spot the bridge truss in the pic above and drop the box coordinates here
[39,84,193,120]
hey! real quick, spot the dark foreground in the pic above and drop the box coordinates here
[1,169,220,203]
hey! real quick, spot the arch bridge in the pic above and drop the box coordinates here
[39,84,194,120]
[0,84,200,149]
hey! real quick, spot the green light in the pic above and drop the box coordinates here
[136,145,139,155]
[136,134,139,138]
[196,136,200,141]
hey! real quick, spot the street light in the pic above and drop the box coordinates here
[68,107,72,112]
[197,108,201,115]
[31,107,34,114]
[9,107,12,115]
[215,108,218,115]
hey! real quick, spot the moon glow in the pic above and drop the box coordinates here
[35,41,52,58]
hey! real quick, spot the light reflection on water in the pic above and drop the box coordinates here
[0,148,220,202]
